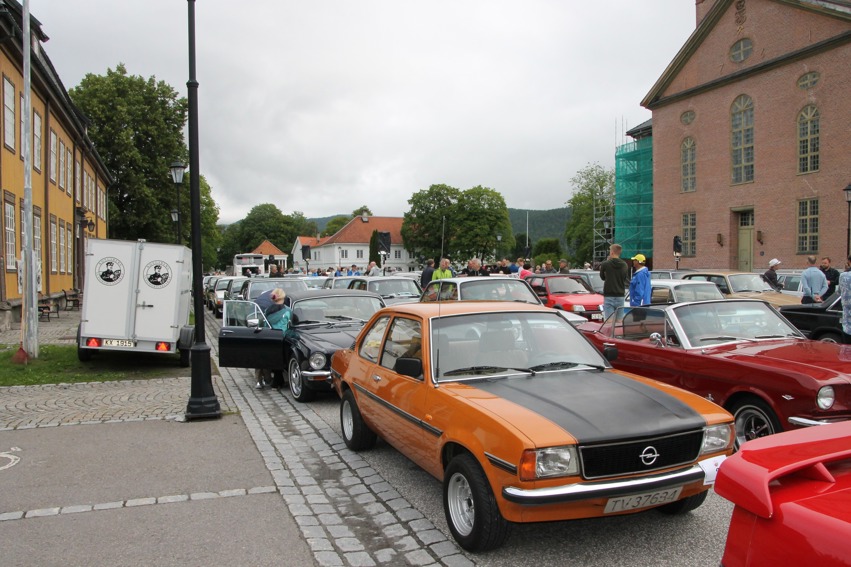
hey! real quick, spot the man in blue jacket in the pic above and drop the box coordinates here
[629,253,652,306]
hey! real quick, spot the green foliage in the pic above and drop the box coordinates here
[565,163,614,267]
[322,216,350,237]
[512,232,531,259]
[533,237,562,256]
[352,206,373,217]
[401,184,460,261]
[452,186,514,261]
[0,345,186,386]
[507,209,570,252]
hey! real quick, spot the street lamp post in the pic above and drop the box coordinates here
[844,183,851,259]
[170,161,186,245]
[170,209,179,244]
[184,0,220,420]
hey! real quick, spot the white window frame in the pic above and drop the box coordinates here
[59,220,66,273]
[50,218,57,272]
[66,224,73,275]
[59,140,66,189]
[4,76,15,151]
[5,201,16,269]
[49,130,57,182]
[33,111,42,170]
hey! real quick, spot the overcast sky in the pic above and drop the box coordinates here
[35,1,695,223]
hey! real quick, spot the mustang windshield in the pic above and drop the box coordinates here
[431,311,606,381]
[292,296,384,324]
[673,301,802,345]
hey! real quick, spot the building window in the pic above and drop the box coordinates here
[66,224,73,275]
[731,95,754,184]
[34,214,42,280]
[340,249,348,259]
[356,249,364,259]
[49,130,57,182]
[74,160,81,201]
[50,218,57,273]
[797,199,819,254]
[797,72,819,89]
[66,148,73,195]
[798,105,819,174]
[730,38,753,62]
[681,213,696,257]
[59,220,66,273]
[3,77,15,151]
[33,111,42,171]
[680,111,695,125]
[18,94,23,158]
[59,141,66,189]
[394,250,402,259]
[681,137,696,192]
[5,200,15,269]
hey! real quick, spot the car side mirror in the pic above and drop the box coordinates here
[394,357,423,379]
[602,345,618,362]
[247,318,260,328]
[649,332,665,347]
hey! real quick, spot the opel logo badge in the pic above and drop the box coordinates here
[639,446,660,466]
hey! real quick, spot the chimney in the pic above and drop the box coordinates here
[361,214,369,222]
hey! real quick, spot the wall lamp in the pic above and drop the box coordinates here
[716,233,724,247]
[756,230,763,245]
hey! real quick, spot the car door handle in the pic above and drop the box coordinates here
[603,342,615,348]
[372,375,382,382]
[220,329,234,335]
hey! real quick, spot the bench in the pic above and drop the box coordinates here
[38,293,59,321]
[63,289,82,310]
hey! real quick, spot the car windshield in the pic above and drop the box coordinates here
[547,277,592,294]
[291,295,384,325]
[368,279,421,297]
[303,277,327,289]
[728,273,774,293]
[671,283,724,302]
[431,311,605,382]
[215,279,232,291]
[461,280,539,303]
[672,301,801,345]
[248,279,308,298]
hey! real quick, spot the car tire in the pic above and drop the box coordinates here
[340,389,377,451]
[288,356,316,402]
[817,331,842,344]
[443,453,511,552]
[655,490,707,515]
[729,397,782,449]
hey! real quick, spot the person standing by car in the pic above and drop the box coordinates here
[599,244,630,318]
[628,253,652,307]
[420,259,435,287]
[432,258,453,280]
[254,288,291,389]
[367,261,381,276]
[801,255,828,304]
[461,258,489,277]
[763,258,782,291]
[840,256,851,343]
[558,259,571,274]
[820,257,840,299]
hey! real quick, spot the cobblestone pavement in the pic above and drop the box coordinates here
[0,308,474,566]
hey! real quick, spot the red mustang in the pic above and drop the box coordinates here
[715,421,851,566]
[579,299,851,448]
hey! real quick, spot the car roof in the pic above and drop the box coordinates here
[683,270,758,276]
[285,289,384,302]
[651,279,719,286]
[525,273,583,279]
[426,276,519,284]
[375,300,555,318]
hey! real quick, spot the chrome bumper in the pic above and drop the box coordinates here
[502,464,705,505]
[788,416,835,427]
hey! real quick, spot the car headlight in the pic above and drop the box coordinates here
[519,446,579,481]
[701,424,734,455]
[309,352,327,370]
[571,305,586,313]
[817,386,835,410]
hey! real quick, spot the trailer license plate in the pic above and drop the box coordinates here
[104,339,135,347]
[603,487,683,513]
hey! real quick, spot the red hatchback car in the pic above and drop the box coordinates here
[525,274,604,321]
[715,421,851,566]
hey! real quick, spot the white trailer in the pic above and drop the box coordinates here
[78,239,194,366]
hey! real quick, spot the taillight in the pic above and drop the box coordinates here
[85,337,102,348]
[155,342,171,352]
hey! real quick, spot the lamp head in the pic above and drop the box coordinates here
[170,161,187,184]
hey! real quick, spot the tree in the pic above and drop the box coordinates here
[322,216,350,237]
[69,64,204,244]
[453,186,514,261]
[565,164,614,266]
[198,175,222,270]
[401,184,461,261]
[352,205,373,217]
[513,233,531,259]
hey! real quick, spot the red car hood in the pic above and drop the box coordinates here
[707,340,851,383]
[550,293,603,309]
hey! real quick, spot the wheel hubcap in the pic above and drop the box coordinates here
[342,400,353,440]
[447,472,474,536]
[289,360,302,396]
[736,407,772,446]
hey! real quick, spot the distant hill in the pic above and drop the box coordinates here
[309,207,570,246]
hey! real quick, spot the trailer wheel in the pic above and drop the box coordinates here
[76,324,93,362]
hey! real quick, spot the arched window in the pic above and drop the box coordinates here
[730,39,753,62]
[681,138,696,192]
[797,105,819,174]
[731,95,754,184]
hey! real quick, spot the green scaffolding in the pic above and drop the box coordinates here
[614,136,653,261]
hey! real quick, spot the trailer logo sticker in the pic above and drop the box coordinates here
[144,261,171,288]
[96,257,124,285]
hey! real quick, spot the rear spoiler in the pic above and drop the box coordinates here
[714,421,851,518]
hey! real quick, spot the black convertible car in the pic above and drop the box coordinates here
[218,289,386,401]
[779,295,847,343]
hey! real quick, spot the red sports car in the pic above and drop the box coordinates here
[715,421,851,566]
[579,299,851,448]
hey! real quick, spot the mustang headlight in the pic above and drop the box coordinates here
[519,446,579,481]
[309,352,327,370]
[817,386,835,410]
[701,424,734,454]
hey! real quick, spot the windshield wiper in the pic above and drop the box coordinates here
[325,315,364,322]
[754,334,797,339]
[529,361,579,371]
[442,365,534,377]
[698,335,756,343]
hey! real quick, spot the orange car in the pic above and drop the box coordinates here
[330,301,734,551]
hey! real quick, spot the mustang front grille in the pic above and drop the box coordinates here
[579,430,704,479]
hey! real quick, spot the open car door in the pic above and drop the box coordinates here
[218,300,285,371]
